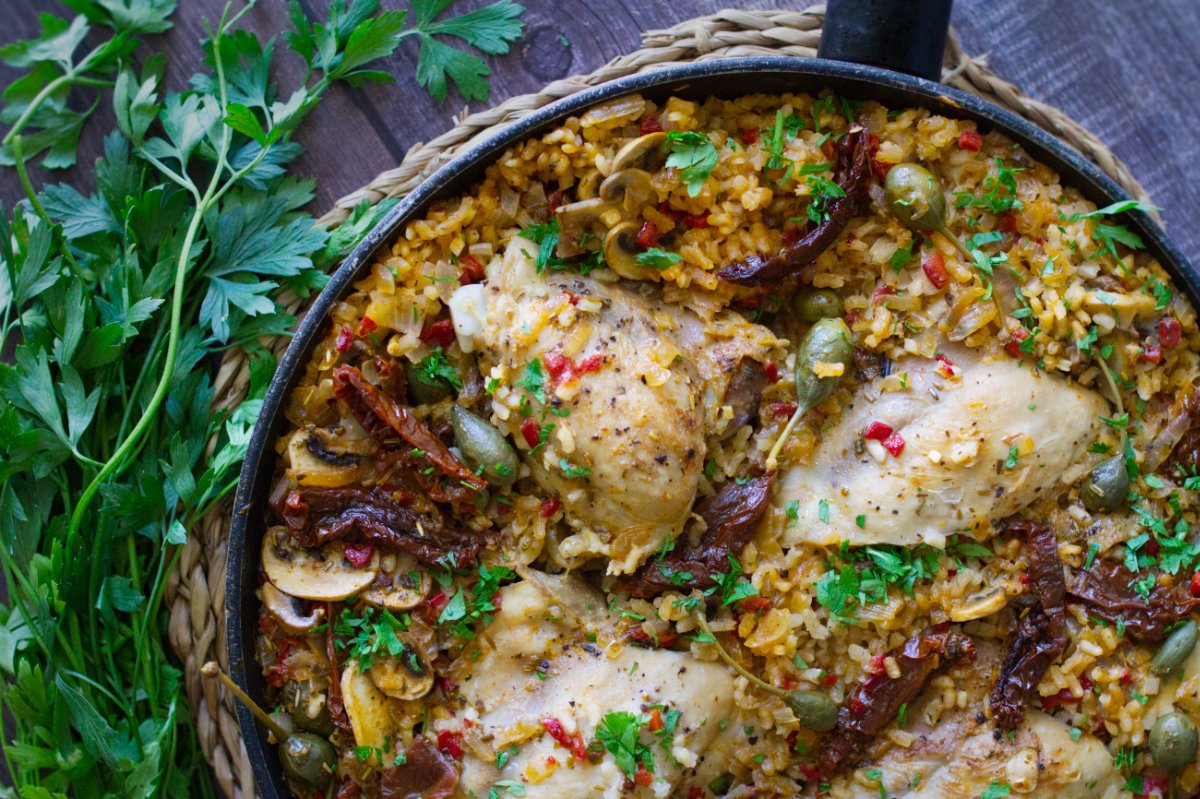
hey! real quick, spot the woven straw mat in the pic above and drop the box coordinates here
[167,6,1157,798]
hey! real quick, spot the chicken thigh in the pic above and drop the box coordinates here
[451,243,778,573]
[777,346,1108,547]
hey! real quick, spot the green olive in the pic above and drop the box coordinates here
[281,680,335,736]
[794,317,855,415]
[451,405,519,486]
[793,288,844,323]
[280,732,337,789]
[1152,620,1199,678]
[1080,455,1129,513]
[406,361,454,404]
[885,163,948,233]
[1149,711,1198,775]
[785,690,838,732]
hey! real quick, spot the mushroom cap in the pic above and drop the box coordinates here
[262,581,326,634]
[261,526,379,601]
[604,221,663,281]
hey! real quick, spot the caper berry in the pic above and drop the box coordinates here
[406,362,454,404]
[785,690,838,732]
[1150,711,1198,775]
[793,288,844,323]
[885,163,948,233]
[281,680,335,736]
[280,732,337,789]
[1152,620,1198,678]
[451,405,519,486]
[1080,455,1129,513]
[268,711,297,740]
[794,317,855,415]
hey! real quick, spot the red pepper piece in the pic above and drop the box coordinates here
[958,129,983,151]
[769,402,798,417]
[683,213,709,229]
[999,212,1019,234]
[1040,688,1081,712]
[922,251,949,289]
[872,285,896,304]
[634,221,660,249]
[868,654,887,676]
[520,418,540,448]
[739,596,772,614]
[335,326,353,352]
[863,421,894,441]
[883,432,906,457]
[437,730,464,760]
[1190,571,1200,597]
[1140,345,1163,364]
[762,361,779,383]
[1004,326,1031,358]
[420,319,456,347]
[647,709,663,732]
[633,766,653,787]
[640,115,663,134]
[357,316,378,336]
[541,717,588,761]
[1158,317,1182,347]
[459,253,485,283]
[576,354,604,376]
[739,128,760,145]
[343,544,374,568]
[539,496,562,518]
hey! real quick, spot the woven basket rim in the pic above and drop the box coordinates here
[168,8,1153,798]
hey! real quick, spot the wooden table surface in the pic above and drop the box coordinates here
[3,0,1198,264]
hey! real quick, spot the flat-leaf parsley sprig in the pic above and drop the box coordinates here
[0,0,503,794]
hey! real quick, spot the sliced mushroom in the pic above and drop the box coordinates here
[949,583,1009,622]
[262,581,326,634]
[261,526,379,601]
[610,131,668,174]
[574,170,602,201]
[286,425,372,488]
[555,197,615,258]
[341,659,393,750]
[604,221,660,281]
[362,552,431,611]
[369,641,434,701]
[598,168,655,214]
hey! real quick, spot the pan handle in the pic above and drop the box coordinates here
[817,0,953,82]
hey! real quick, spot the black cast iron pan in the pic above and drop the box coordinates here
[226,1,1199,795]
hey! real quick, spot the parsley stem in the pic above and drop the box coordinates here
[10,134,91,284]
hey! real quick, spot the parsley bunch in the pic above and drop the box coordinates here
[0,1,525,795]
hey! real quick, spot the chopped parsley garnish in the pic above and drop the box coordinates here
[516,358,547,403]
[784,500,799,528]
[333,606,412,670]
[595,711,655,779]
[815,542,945,624]
[954,158,1023,214]
[636,248,683,269]
[666,131,719,196]
[804,175,847,224]
[518,219,560,273]
[558,458,592,479]
[414,347,462,390]
[1065,199,1158,262]
[437,563,517,638]
[713,553,759,607]
[981,782,1011,799]
[1003,444,1020,470]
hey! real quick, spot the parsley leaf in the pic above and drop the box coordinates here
[981,782,1011,799]
[636,248,682,269]
[595,711,654,780]
[666,131,718,197]
[415,347,463,391]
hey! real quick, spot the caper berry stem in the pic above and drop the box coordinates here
[766,401,811,471]
[694,613,783,696]
[202,661,292,741]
